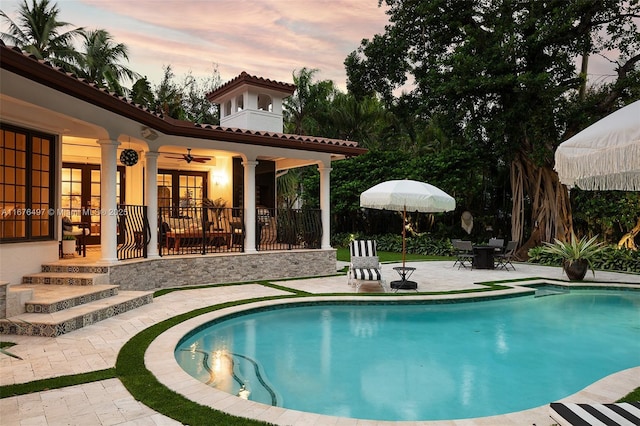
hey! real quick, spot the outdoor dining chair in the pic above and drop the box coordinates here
[495,240,518,270]
[488,238,505,252]
[452,239,475,269]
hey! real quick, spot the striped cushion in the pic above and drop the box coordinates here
[352,268,382,281]
[550,402,640,426]
[350,240,377,257]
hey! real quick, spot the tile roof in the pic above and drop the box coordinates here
[0,42,366,157]
[206,71,297,101]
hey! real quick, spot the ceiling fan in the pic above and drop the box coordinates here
[164,148,212,164]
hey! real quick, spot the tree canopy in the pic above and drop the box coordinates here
[346,0,640,252]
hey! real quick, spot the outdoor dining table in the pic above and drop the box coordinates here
[473,245,496,269]
[390,266,418,291]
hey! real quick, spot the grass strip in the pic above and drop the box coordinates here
[2,277,637,424]
[0,368,116,398]
[115,295,296,425]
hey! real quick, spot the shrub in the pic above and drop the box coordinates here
[529,244,640,273]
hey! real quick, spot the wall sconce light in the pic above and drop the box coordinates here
[213,172,227,186]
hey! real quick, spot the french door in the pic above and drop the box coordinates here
[61,163,125,245]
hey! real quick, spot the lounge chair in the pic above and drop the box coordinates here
[348,240,385,292]
[495,240,518,270]
[549,402,640,426]
[452,239,475,269]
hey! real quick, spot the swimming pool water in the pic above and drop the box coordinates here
[175,289,640,421]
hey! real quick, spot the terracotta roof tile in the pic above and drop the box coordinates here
[206,71,296,101]
[1,42,365,156]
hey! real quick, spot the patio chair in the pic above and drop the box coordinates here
[348,240,385,292]
[488,238,505,252]
[495,240,518,270]
[452,239,475,269]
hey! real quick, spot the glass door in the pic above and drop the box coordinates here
[61,163,124,245]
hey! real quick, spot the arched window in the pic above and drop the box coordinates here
[224,100,231,116]
[257,94,272,112]
[236,95,243,112]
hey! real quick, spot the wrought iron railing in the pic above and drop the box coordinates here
[156,206,321,255]
[117,204,148,260]
[257,208,322,251]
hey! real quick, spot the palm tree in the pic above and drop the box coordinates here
[0,0,83,71]
[77,29,139,95]
[283,67,337,135]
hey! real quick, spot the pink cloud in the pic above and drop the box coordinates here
[72,0,390,88]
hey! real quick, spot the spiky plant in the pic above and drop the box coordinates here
[541,232,604,276]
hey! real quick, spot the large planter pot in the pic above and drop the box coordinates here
[62,239,76,256]
[563,259,588,281]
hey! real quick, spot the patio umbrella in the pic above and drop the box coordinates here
[555,100,640,191]
[360,179,456,268]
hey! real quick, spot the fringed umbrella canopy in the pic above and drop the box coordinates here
[360,180,456,267]
[555,100,640,191]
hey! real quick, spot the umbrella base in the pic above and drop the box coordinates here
[390,280,418,291]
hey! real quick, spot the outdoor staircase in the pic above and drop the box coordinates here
[0,263,153,337]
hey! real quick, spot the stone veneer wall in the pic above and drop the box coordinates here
[0,282,7,319]
[108,250,337,291]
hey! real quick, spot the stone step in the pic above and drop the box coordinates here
[20,284,120,314]
[0,291,154,337]
[22,272,109,286]
[41,263,110,274]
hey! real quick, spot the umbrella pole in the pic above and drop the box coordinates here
[402,206,406,268]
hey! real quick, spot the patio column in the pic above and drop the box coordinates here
[98,139,120,263]
[145,151,160,259]
[243,160,258,252]
[318,165,332,249]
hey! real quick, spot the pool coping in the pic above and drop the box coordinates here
[145,282,640,425]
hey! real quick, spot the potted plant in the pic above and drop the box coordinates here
[62,234,77,256]
[540,232,604,280]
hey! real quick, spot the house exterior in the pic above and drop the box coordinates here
[0,42,367,290]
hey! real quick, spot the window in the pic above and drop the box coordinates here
[257,94,272,112]
[157,170,207,217]
[1,124,55,241]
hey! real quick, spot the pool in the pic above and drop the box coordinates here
[175,288,640,421]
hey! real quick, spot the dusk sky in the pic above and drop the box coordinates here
[2,0,391,90]
[1,0,623,91]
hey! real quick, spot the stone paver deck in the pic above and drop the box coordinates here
[1,260,639,425]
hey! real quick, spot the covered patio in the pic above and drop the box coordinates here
[0,43,366,289]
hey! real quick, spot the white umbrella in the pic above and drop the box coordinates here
[360,179,456,268]
[555,100,640,191]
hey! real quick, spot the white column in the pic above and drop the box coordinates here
[243,160,258,252]
[318,164,332,249]
[145,151,160,258]
[98,139,120,263]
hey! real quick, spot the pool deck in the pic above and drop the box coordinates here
[1,260,639,425]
